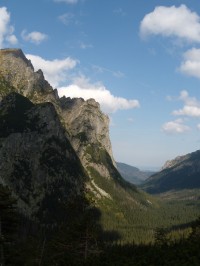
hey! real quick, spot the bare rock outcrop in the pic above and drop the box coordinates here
[60,96,116,175]
[0,48,58,105]
[161,154,190,171]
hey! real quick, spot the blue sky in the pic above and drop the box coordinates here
[1,0,200,169]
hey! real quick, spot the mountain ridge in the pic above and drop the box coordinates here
[0,48,116,180]
[142,149,200,194]
[116,162,154,185]
[0,48,157,244]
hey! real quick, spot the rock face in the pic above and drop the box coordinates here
[0,48,58,105]
[0,92,86,223]
[0,49,46,95]
[60,96,116,178]
[60,97,112,159]
[0,49,117,181]
[0,48,123,202]
[161,154,190,171]
[142,150,200,194]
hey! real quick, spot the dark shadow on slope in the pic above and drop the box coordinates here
[142,169,200,194]
[142,151,200,194]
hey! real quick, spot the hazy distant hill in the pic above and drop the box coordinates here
[116,162,155,185]
[141,150,200,194]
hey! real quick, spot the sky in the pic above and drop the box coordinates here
[1,0,200,170]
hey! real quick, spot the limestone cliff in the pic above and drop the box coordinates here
[161,154,190,171]
[60,96,116,179]
[0,48,118,188]
[0,48,59,105]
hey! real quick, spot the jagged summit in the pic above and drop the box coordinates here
[1,48,24,53]
[0,48,54,102]
[60,96,85,109]
[0,48,34,75]
[0,48,32,65]
[60,96,100,109]
[161,154,190,170]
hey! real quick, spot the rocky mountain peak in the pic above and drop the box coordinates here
[0,48,32,67]
[0,48,53,101]
[161,154,190,170]
[60,96,85,109]
[0,48,118,193]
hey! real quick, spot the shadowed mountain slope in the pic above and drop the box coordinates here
[142,150,200,194]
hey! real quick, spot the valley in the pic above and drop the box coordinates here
[0,48,200,265]
[116,162,155,185]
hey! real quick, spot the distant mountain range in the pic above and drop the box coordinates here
[116,162,155,185]
[141,150,200,194]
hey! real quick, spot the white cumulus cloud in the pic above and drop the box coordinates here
[27,55,140,114]
[22,30,48,45]
[140,5,200,43]
[163,91,200,134]
[26,54,78,87]
[179,48,200,79]
[162,119,190,134]
[173,90,200,117]
[0,7,18,48]
[58,75,140,114]
[173,106,200,117]
[6,34,18,45]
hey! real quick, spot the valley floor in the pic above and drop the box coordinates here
[98,188,200,244]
